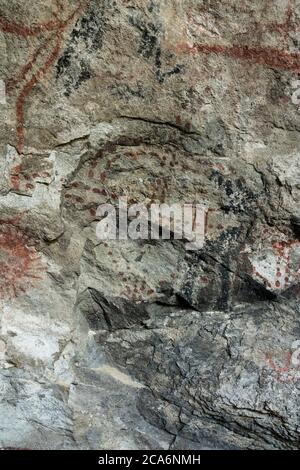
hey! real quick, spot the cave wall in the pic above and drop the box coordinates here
[0,0,299,449]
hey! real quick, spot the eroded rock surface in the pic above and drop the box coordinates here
[0,0,299,449]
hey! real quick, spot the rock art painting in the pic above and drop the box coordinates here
[0,1,89,153]
[0,0,299,454]
[0,221,43,299]
[0,0,299,152]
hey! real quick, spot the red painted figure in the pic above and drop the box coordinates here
[0,1,89,153]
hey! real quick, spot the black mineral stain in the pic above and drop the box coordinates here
[178,224,278,312]
[56,1,110,96]
[128,13,184,84]
[155,48,184,84]
[209,171,258,215]
[128,14,159,59]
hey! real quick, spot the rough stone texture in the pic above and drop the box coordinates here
[0,0,299,450]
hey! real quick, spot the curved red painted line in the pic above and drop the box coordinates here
[7,34,53,92]
[0,1,88,37]
[0,1,90,153]
[265,351,299,384]
[15,29,64,153]
[266,351,293,373]
[0,16,62,37]
[1,1,300,153]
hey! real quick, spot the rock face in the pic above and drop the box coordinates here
[0,0,299,450]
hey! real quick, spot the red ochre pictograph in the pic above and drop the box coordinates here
[176,0,300,72]
[0,1,89,154]
[265,351,300,384]
[1,1,300,153]
[250,239,300,291]
[0,221,44,299]
[176,43,300,74]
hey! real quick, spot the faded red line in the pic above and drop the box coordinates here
[0,16,62,37]
[176,43,300,73]
[0,1,90,153]
[265,351,299,383]
[53,0,64,18]
[266,351,293,374]
[0,1,88,37]
[7,34,53,92]
[16,29,64,153]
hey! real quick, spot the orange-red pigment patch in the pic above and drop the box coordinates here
[0,225,44,299]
